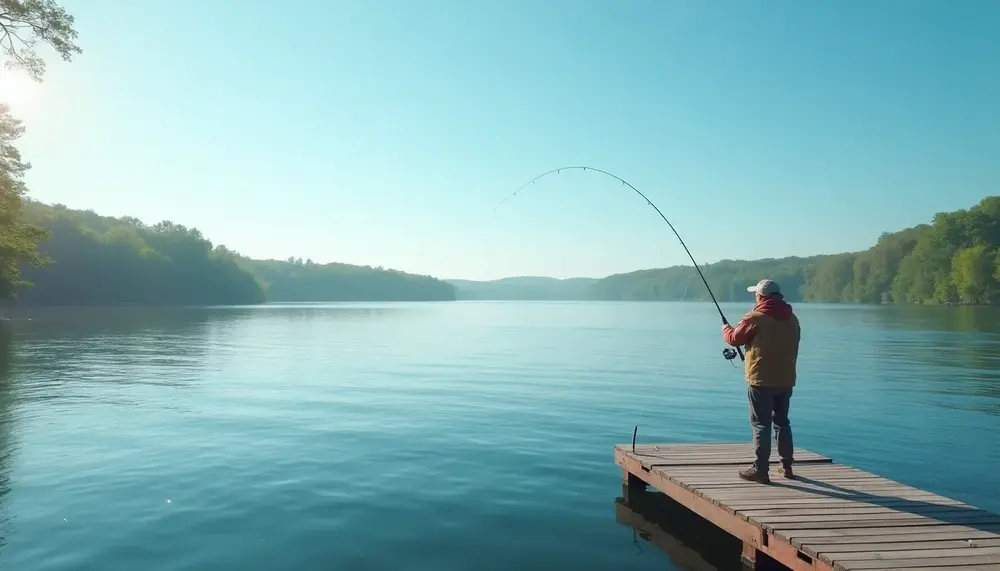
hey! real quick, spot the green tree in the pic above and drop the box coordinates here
[951,245,998,304]
[16,201,266,305]
[841,226,926,302]
[8,200,456,305]
[803,253,855,302]
[0,104,47,298]
[891,230,952,304]
[0,0,80,299]
[0,0,82,81]
[591,256,822,302]
[242,258,455,302]
[995,250,1000,285]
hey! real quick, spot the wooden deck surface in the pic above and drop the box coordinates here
[615,443,1000,571]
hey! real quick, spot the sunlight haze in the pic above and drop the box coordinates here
[0,69,35,112]
[12,0,1000,280]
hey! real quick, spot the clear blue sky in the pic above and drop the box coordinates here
[9,0,999,280]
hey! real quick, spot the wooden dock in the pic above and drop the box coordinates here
[615,443,1000,571]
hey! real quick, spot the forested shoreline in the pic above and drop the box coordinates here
[591,196,1000,305]
[6,195,999,307]
[6,201,456,305]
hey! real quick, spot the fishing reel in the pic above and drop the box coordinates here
[722,347,740,363]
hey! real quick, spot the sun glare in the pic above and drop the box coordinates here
[0,69,37,111]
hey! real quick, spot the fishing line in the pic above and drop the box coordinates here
[679,270,697,301]
[497,166,745,452]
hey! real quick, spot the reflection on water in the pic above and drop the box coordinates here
[778,303,1000,417]
[615,485,742,571]
[878,304,1000,335]
[872,306,1000,414]
[4,304,417,394]
[0,339,12,551]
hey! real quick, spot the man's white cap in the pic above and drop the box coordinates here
[747,279,781,296]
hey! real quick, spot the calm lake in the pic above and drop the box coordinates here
[0,301,998,570]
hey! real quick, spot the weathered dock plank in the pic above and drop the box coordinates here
[615,443,1000,571]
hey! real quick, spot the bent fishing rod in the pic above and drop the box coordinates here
[498,166,744,452]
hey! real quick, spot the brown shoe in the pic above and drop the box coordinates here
[738,466,770,484]
[779,464,794,479]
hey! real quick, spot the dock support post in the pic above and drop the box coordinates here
[741,541,783,571]
[622,468,647,491]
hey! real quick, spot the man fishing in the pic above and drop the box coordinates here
[722,279,801,484]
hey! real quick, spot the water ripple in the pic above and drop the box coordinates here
[0,302,996,570]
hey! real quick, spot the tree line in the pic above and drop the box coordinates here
[590,255,824,302]
[241,257,455,302]
[591,195,1000,305]
[2,201,456,305]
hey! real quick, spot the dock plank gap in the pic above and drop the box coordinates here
[615,443,1000,571]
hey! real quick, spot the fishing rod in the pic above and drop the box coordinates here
[498,166,745,452]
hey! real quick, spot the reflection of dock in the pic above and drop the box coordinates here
[615,484,743,571]
[615,442,1000,570]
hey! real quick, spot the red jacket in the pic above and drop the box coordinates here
[723,297,800,388]
[724,297,794,347]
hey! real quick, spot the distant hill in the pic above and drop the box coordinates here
[8,194,998,306]
[590,256,829,302]
[242,257,455,302]
[9,200,456,305]
[453,195,1000,305]
[448,276,597,300]
[591,195,1000,305]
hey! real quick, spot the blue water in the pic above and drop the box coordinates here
[1,302,998,570]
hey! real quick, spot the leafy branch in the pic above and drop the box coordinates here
[0,0,81,82]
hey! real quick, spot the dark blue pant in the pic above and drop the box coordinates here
[748,386,794,473]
